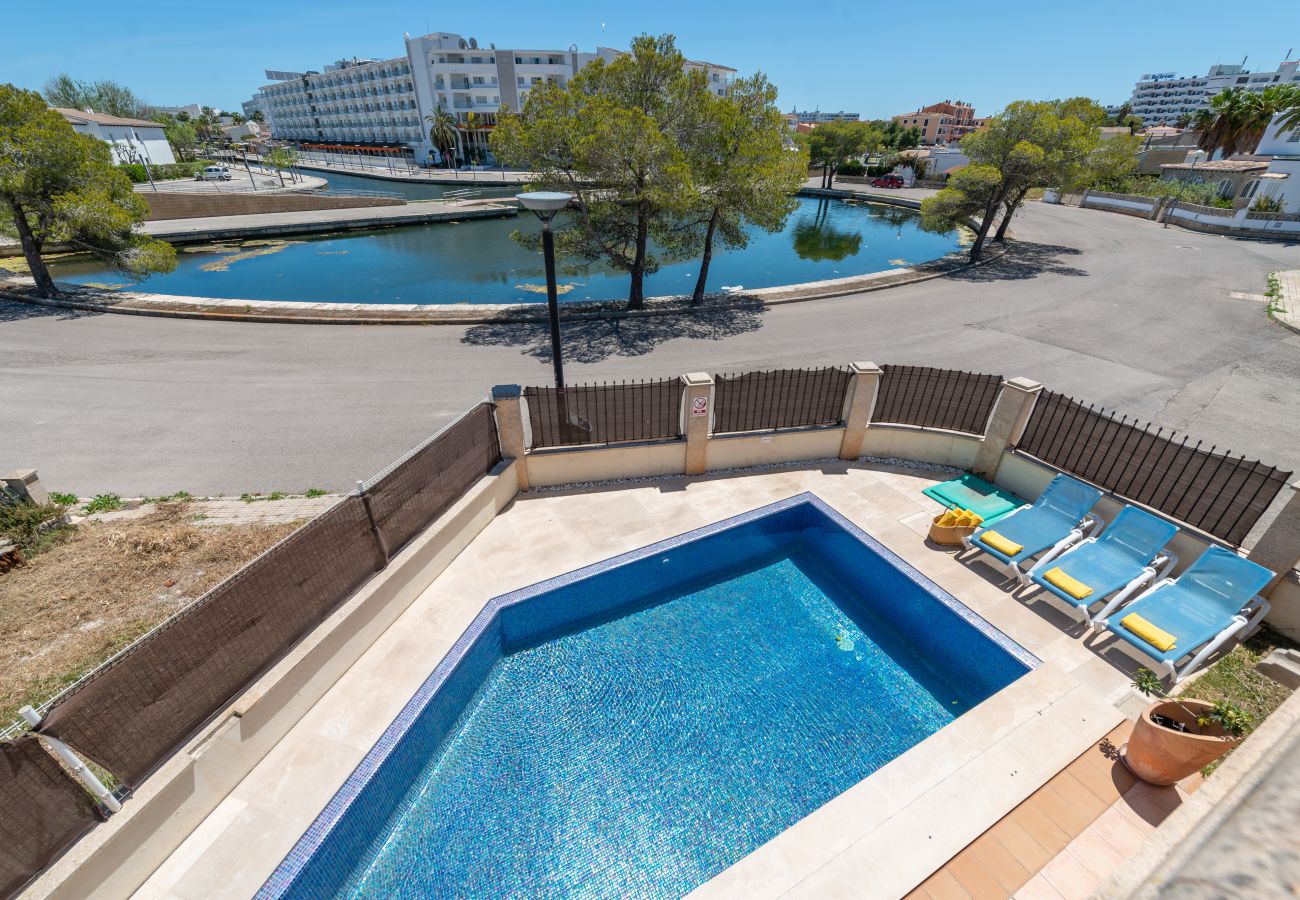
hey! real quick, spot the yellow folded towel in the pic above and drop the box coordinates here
[937,509,960,527]
[1043,567,1094,600]
[978,530,1023,556]
[1121,613,1178,652]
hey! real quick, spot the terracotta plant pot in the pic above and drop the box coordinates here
[1124,699,1236,785]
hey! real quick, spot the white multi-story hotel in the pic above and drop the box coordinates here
[257,55,424,151]
[251,31,734,164]
[1128,58,1300,124]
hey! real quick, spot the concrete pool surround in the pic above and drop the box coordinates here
[22,413,1155,900]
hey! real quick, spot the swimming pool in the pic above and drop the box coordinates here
[260,494,1035,899]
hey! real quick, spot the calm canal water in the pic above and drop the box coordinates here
[53,195,963,305]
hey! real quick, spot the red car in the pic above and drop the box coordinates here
[870,174,906,189]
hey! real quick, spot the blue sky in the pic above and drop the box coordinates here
[4,0,1296,117]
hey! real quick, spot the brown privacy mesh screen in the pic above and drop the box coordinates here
[1018,391,1293,546]
[714,368,851,434]
[38,496,378,786]
[873,365,1003,435]
[524,379,683,448]
[366,403,502,552]
[0,736,102,897]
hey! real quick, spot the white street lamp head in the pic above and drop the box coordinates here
[516,191,572,221]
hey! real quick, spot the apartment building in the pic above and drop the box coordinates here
[252,32,734,164]
[788,110,860,124]
[892,101,985,145]
[256,56,423,152]
[1128,59,1300,124]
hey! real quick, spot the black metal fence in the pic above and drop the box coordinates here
[1017,392,1292,545]
[714,368,851,434]
[524,379,682,449]
[874,365,1003,435]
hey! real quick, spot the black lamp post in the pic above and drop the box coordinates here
[516,191,573,388]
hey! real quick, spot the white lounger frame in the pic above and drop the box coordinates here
[961,509,1102,586]
[1025,542,1180,626]
[1092,580,1272,683]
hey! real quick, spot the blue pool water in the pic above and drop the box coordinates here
[262,495,1034,899]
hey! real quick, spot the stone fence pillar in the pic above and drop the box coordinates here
[681,372,714,476]
[2,469,47,506]
[1250,480,1300,593]
[973,376,1043,482]
[839,362,883,461]
[491,385,529,491]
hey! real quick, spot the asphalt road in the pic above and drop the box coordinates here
[2,202,1298,496]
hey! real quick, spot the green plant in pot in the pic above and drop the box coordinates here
[1123,668,1250,785]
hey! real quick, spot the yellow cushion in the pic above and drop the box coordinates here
[978,529,1023,556]
[1121,613,1178,652]
[1044,567,1094,600]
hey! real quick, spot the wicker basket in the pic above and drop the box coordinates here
[928,514,978,546]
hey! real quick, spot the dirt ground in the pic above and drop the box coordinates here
[0,502,298,725]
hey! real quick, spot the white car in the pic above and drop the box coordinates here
[195,165,233,181]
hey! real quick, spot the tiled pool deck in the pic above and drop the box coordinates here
[132,461,1146,900]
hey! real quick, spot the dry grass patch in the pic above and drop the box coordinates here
[0,502,298,725]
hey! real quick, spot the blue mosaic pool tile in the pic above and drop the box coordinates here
[258,492,1037,899]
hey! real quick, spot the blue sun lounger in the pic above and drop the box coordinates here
[1027,505,1179,625]
[1093,546,1275,683]
[961,474,1103,583]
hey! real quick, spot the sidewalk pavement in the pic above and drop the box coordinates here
[134,167,328,195]
[1271,270,1300,336]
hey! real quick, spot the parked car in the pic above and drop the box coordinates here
[195,165,233,182]
[870,174,906,189]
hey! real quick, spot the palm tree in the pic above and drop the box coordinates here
[425,107,460,169]
[1195,90,1246,158]
[464,111,481,165]
[1277,91,1300,136]
[1196,86,1300,159]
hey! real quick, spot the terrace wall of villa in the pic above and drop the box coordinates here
[9,363,1300,900]
[1080,190,1300,237]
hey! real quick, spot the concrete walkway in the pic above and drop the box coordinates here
[292,156,536,186]
[1271,270,1300,336]
[2,200,1299,496]
[140,198,515,243]
[134,168,328,195]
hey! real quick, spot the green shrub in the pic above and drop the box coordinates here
[48,491,78,506]
[1251,195,1286,213]
[1104,175,1225,207]
[838,159,865,177]
[304,488,327,498]
[119,160,213,183]
[866,164,894,177]
[82,494,123,514]
[0,501,69,553]
[1209,196,1235,209]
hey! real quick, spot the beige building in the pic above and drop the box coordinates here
[892,100,986,145]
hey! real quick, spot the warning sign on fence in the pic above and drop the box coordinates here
[691,396,709,417]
